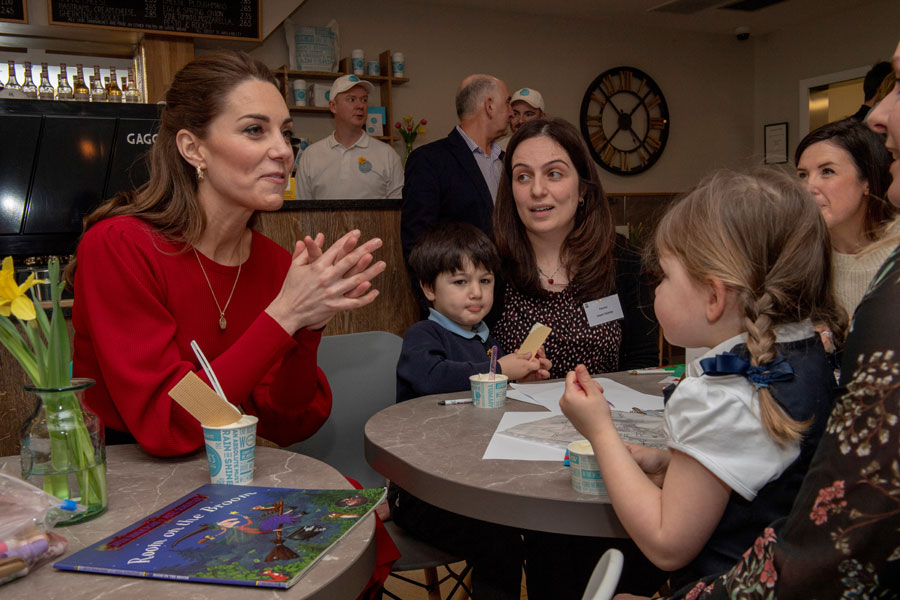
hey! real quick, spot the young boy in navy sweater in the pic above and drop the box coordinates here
[396,222,549,402]
[391,222,550,600]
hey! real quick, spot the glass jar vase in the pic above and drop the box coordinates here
[20,378,108,525]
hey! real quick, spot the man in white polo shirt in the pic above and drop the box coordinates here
[296,74,404,199]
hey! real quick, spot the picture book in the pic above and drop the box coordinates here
[54,484,385,588]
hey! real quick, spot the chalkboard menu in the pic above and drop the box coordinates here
[50,0,260,41]
[0,0,27,23]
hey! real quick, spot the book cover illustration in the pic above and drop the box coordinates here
[54,484,385,588]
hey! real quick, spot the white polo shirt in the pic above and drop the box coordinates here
[295,131,404,199]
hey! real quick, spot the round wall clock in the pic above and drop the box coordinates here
[579,66,670,176]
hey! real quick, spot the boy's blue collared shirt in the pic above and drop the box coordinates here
[428,308,490,343]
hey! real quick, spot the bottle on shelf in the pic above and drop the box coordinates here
[21,62,37,99]
[125,69,140,103]
[56,63,73,100]
[73,64,90,101]
[90,76,106,103]
[57,73,74,101]
[90,66,105,101]
[5,60,21,92]
[38,63,55,100]
[107,67,122,103]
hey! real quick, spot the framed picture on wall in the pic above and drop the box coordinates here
[764,122,788,164]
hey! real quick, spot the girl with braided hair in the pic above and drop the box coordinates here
[560,168,845,591]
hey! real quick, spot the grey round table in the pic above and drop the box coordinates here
[0,445,376,599]
[364,371,665,537]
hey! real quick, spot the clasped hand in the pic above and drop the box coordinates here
[267,229,386,334]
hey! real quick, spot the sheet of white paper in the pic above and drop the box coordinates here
[507,382,565,413]
[482,412,564,461]
[509,377,663,414]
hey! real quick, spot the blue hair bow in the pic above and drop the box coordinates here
[699,352,794,390]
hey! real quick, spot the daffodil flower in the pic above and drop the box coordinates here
[0,257,46,321]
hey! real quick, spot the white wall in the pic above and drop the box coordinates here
[751,0,900,161]
[251,0,755,194]
[249,0,900,193]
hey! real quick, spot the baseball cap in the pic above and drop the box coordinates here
[511,88,545,111]
[329,74,375,102]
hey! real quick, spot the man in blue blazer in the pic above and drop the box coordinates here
[401,74,512,262]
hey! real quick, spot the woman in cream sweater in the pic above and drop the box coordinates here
[795,117,897,317]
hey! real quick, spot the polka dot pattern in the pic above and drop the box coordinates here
[493,283,623,379]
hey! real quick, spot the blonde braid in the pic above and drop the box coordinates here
[743,291,809,445]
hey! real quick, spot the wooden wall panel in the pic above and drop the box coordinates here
[140,34,195,103]
[254,208,419,338]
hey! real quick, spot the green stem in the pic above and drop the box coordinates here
[39,388,106,507]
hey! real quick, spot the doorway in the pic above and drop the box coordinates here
[798,65,870,139]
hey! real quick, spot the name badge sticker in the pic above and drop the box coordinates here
[583,294,624,327]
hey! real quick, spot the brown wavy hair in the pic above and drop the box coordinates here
[493,118,615,302]
[794,117,896,242]
[65,50,278,285]
[649,168,847,445]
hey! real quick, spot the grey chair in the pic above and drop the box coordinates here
[289,331,403,487]
[289,331,471,599]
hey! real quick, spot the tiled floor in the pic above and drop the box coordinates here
[383,563,529,599]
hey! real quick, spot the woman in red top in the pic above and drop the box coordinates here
[68,51,385,457]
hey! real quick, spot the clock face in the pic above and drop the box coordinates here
[579,66,670,176]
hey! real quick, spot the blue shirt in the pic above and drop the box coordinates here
[455,125,502,202]
[427,308,490,343]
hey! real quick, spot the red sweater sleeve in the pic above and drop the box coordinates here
[72,217,332,457]
[215,314,332,447]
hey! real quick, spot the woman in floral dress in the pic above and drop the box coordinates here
[616,40,900,600]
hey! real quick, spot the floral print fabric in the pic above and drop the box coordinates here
[665,242,900,599]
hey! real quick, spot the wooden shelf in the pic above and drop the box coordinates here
[274,66,409,86]
[288,105,332,113]
[273,50,407,144]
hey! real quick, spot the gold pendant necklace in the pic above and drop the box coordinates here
[193,245,242,331]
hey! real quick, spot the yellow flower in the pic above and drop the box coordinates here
[402,115,413,123]
[0,257,46,321]
[359,157,366,164]
[416,125,426,135]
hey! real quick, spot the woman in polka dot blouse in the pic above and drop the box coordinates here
[490,118,659,379]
